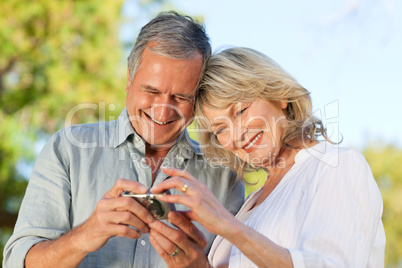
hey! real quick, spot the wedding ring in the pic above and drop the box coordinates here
[181,183,188,193]
[171,248,179,257]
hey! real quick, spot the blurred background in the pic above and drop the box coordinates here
[1,0,401,266]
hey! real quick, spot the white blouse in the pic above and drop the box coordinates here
[208,142,385,267]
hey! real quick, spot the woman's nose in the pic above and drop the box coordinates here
[232,125,246,147]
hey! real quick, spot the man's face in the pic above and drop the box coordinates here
[126,46,203,148]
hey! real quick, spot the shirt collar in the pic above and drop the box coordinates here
[113,107,202,159]
[114,107,136,148]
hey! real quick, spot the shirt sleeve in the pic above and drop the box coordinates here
[289,149,384,267]
[3,130,72,268]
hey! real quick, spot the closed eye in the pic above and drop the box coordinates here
[142,85,160,95]
[214,128,224,135]
[175,95,193,103]
[236,106,249,116]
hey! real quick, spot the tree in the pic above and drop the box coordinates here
[0,0,130,262]
[0,0,184,263]
[362,142,402,266]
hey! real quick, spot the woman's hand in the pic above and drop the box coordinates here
[152,168,292,268]
[150,168,237,236]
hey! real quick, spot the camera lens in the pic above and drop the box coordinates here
[148,200,165,217]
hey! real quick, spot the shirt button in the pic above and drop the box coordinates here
[140,239,146,246]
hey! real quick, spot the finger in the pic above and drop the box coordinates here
[98,195,154,225]
[150,176,188,194]
[168,212,207,249]
[161,168,197,182]
[149,222,183,256]
[149,231,171,260]
[117,196,155,224]
[89,209,144,240]
[157,191,202,209]
[113,224,143,240]
[179,210,197,222]
[151,176,206,197]
[103,179,148,198]
[97,198,152,232]
[110,210,150,234]
[149,221,208,267]
[96,222,143,240]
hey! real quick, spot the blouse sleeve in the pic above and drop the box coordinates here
[289,149,385,267]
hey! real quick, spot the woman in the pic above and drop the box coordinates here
[151,47,385,267]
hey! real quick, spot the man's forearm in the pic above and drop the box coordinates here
[25,228,89,268]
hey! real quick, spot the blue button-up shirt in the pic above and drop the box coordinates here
[3,108,244,268]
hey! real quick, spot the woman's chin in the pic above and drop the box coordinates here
[239,152,273,168]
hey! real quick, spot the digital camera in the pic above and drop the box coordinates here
[121,190,175,220]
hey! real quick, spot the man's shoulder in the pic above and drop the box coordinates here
[50,120,118,148]
[65,120,117,133]
[185,136,202,155]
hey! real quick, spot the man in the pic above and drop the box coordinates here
[3,11,244,268]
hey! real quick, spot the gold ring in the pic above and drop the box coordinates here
[171,248,179,257]
[181,183,188,193]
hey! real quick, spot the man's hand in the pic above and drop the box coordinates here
[74,178,154,253]
[25,179,154,267]
[149,211,210,268]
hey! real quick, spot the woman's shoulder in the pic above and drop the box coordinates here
[297,141,367,169]
[301,142,378,193]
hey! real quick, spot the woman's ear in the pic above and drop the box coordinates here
[280,100,288,109]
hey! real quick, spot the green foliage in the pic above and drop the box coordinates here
[0,0,178,264]
[0,0,127,129]
[362,142,402,266]
[0,0,127,263]
[1,1,400,266]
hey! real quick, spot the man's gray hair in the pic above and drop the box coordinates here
[127,11,211,82]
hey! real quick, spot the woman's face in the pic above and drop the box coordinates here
[203,98,288,168]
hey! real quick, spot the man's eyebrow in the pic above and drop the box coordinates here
[141,85,194,99]
[141,84,160,92]
[175,92,195,99]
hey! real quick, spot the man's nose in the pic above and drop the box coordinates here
[150,100,179,122]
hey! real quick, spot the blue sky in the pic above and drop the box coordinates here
[168,0,402,149]
[17,0,402,179]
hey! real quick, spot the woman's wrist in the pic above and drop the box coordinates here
[218,214,244,242]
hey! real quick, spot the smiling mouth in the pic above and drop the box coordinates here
[243,131,263,150]
[145,112,174,125]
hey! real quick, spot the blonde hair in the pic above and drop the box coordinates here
[195,47,332,178]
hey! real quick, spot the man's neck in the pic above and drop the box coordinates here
[145,144,172,184]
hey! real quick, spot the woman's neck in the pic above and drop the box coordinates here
[253,140,319,208]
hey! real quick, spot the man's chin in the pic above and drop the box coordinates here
[142,134,179,148]
[138,124,188,149]
[145,140,177,150]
